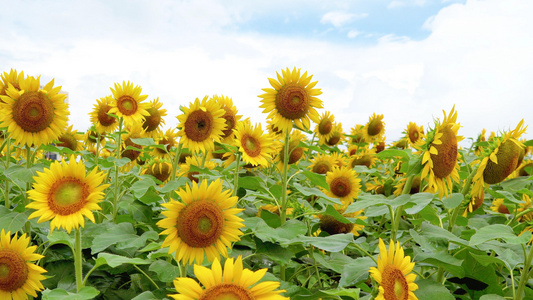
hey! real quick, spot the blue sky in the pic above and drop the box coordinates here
[1,0,532,144]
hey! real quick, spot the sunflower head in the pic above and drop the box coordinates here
[121,126,144,162]
[310,153,337,174]
[325,122,344,146]
[143,160,173,183]
[490,198,510,214]
[178,155,217,183]
[109,81,150,127]
[212,95,241,139]
[152,128,179,158]
[0,69,24,96]
[259,67,323,132]
[318,208,366,236]
[57,124,83,151]
[234,119,274,167]
[405,122,424,148]
[142,97,167,137]
[363,113,385,143]
[323,166,361,208]
[350,149,377,169]
[350,124,367,144]
[517,194,533,222]
[90,96,118,134]
[315,111,335,144]
[278,130,306,166]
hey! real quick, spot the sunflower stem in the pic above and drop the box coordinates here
[112,118,123,222]
[280,131,290,225]
[75,227,84,292]
[3,133,11,208]
[232,152,241,197]
[448,167,477,232]
[516,244,533,300]
[391,174,414,240]
[167,143,182,202]
[304,132,316,162]
[24,144,33,235]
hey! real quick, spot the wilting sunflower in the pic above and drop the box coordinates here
[369,238,418,300]
[0,69,24,96]
[325,122,344,147]
[420,106,463,198]
[142,97,167,138]
[152,128,179,159]
[109,81,150,127]
[322,166,361,209]
[0,75,69,147]
[169,255,288,300]
[157,179,244,265]
[318,208,366,236]
[259,67,323,132]
[56,124,83,152]
[404,122,424,148]
[212,95,241,140]
[234,119,274,167]
[315,111,335,145]
[90,96,118,134]
[471,120,527,200]
[363,113,385,143]
[26,155,108,233]
[178,155,217,183]
[177,96,226,154]
[143,160,173,183]
[0,229,47,300]
[309,153,337,174]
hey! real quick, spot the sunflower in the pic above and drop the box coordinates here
[152,128,179,159]
[257,204,294,218]
[178,155,217,183]
[121,125,144,163]
[366,177,387,195]
[234,119,274,167]
[420,106,463,198]
[169,255,288,299]
[142,97,167,138]
[474,128,487,155]
[330,151,348,168]
[0,229,47,300]
[404,122,424,148]
[266,119,283,137]
[143,160,173,183]
[318,207,366,236]
[309,153,337,175]
[322,166,361,209]
[490,198,509,214]
[90,96,118,134]
[212,95,241,140]
[369,238,418,300]
[0,75,69,147]
[471,120,527,199]
[517,194,533,223]
[177,96,226,154]
[56,124,83,152]
[464,192,485,215]
[109,81,150,127]
[26,155,109,233]
[393,176,422,196]
[0,69,24,96]
[259,67,323,132]
[350,148,377,169]
[315,111,335,145]
[350,124,367,144]
[363,113,385,143]
[325,122,344,147]
[157,179,244,265]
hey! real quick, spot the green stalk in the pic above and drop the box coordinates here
[112,118,123,222]
[516,244,533,300]
[4,133,11,208]
[448,167,477,232]
[279,131,290,225]
[24,144,33,235]
[232,152,241,197]
[167,143,182,202]
[75,227,84,292]
[391,174,414,240]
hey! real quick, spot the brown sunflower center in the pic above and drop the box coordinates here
[122,137,142,161]
[351,155,372,168]
[0,250,29,292]
[326,134,341,146]
[312,161,331,174]
[280,144,304,165]
[319,215,354,235]
[318,118,333,135]
[142,107,162,132]
[242,135,261,158]
[367,118,384,137]
[408,127,419,143]
[146,163,172,182]
[184,110,214,142]
[199,283,253,300]
[330,176,352,198]
[222,108,236,138]
[58,133,78,151]
[275,84,309,120]
[430,126,458,179]
[49,178,89,215]
[382,265,409,300]
[12,91,55,133]
[187,171,200,183]
[483,139,522,184]
[176,200,224,248]
[97,104,116,126]
[117,95,138,116]
[87,130,103,144]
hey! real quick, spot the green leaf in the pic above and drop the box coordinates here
[442,193,464,209]
[0,207,27,234]
[90,222,158,254]
[131,177,157,198]
[323,205,351,224]
[95,253,151,268]
[376,149,409,159]
[47,231,75,249]
[132,292,158,300]
[469,224,530,246]
[42,286,100,300]
[149,260,181,282]
[414,279,455,300]
[319,288,360,299]
[299,233,354,252]
[248,218,307,246]
[416,251,465,278]
[130,137,156,146]
[339,256,375,287]
[346,194,411,213]
[404,193,434,214]
[302,170,328,190]
[418,223,469,246]
[479,295,506,300]
[238,176,263,191]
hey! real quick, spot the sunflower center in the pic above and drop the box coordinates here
[184,110,214,142]
[122,137,142,161]
[330,176,352,198]
[176,200,224,248]
[275,84,309,120]
[408,128,419,143]
[97,104,116,126]
[312,161,331,174]
[58,133,78,151]
[430,126,458,179]
[222,108,236,138]
[0,250,29,292]
[12,91,55,133]
[483,139,521,184]
[242,135,261,157]
[49,178,89,215]
[318,119,333,135]
[142,107,162,132]
[117,95,138,116]
[326,134,341,146]
[382,265,409,300]
[367,119,383,136]
[351,155,372,168]
[146,163,172,182]
[199,283,253,300]
[319,215,354,235]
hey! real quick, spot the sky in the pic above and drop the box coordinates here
[1,0,533,145]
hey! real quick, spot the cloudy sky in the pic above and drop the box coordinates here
[1,0,532,144]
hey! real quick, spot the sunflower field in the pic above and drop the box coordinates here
[1,68,533,300]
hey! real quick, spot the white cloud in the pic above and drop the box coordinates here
[347,30,361,38]
[320,11,368,28]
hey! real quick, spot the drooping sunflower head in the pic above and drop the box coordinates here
[366,177,388,195]
[363,113,385,143]
[57,124,83,152]
[0,75,69,146]
[212,95,242,139]
[109,81,150,127]
[90,96,118,134]
[325,122,344,147]
[178,155,217,183]
[177,96,226,154]
[421,105,463,198]
[169,255,288,299]
[277,130,307,167]
[322,166,361,208]
[369,238,419,300]
[153,128,179,159]
[405,122,424,148]
[121,125,144,162]
[259,67,323,132]
[464,192,485,215]
[318,208,367,236]
[0,69,24,96]
[309,153,337,174]
[84,129,105,149]
[0,229,47,299]
[157,179,245,265]
[315,111,335,144]
[142,160,173,183]
[490,198,510,214]
[141,97,167,138]
[234,119,274,167]
[27,155,109,233]
[374,137,387,153]
[393,176,422,196]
